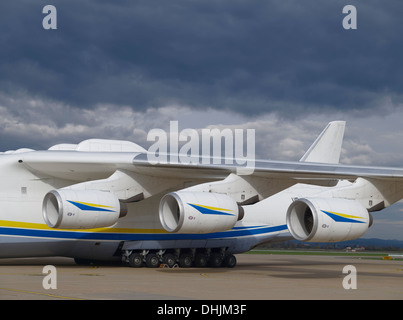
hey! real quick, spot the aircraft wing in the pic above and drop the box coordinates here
[19,150,403,200]
[253,158,403,181]
[20,149,403,179]
[128,153,403,182]
[15,121,403,203]
[12,122,403,239]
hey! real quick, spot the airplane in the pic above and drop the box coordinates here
[1,121,403,268]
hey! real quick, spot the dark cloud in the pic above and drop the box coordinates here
[0,0,403,117]
[2,1,403,241]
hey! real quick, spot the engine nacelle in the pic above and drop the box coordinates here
[159,191,242,234]
[286,197,371,242]
[42,189,127,229]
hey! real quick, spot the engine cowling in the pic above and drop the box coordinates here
[159,191,242,234]
[286,197,371,242]
[42,189,127,229]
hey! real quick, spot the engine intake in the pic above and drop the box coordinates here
[43,189,127,229]
[286,197,371,242]
[159,191,242,234]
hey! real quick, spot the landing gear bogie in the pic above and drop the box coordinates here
[122,248,237,269]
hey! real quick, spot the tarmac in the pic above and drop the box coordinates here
[0,253,402,300]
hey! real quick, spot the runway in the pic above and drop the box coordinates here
[0,253,402,300]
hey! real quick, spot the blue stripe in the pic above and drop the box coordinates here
[232,225,263,230]
[0,225,288,241]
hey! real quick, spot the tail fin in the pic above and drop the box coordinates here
[300,121,346,164]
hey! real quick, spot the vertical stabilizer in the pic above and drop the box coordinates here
[300,121,346,164]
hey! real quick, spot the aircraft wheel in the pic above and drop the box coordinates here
[163,253,176,268]
[223,254,237,268]
[194,253,208,268]
[128,253,144,268]
[145,253,160,268]
[179,253,193,268]
[208,252,223,267]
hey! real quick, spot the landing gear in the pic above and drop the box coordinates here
[122,248,237,269]
[128,252,143,268]
[163,253,176,268]
[208,252,223,267]
[145,253,160,268]
[223,254,237,268]
[179,253,193,268]
[194,253,208,268]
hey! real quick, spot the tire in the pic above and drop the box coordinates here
[128,253,144,268]
[145,253,160,268]
[194,253,208,268]
[163,253,176,268]
[223,254,237,268]
[179,253,193,268]
[208,252,223,268]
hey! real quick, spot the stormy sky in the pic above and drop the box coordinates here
[1,0,403,239]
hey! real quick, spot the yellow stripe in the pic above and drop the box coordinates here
[189,204,233,212]
[326,211,364,219]
[0,220,168,234]
[70,201,114,209]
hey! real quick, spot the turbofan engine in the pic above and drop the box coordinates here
[42,189,127,229]
[159,191,243,234]
[286,197,372,242]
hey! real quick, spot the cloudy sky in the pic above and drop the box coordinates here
[1,0,403,240]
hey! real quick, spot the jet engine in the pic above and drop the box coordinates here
[286,197,372,242]
[159,191,243,234]
[42,189,127,229]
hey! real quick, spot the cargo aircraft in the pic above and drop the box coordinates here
[1,121,402,268]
